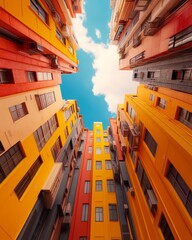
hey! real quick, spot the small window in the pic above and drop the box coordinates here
[172,70,184,80]
[128,104,136,121]
[103,136,108,142]
[80,237,87,240]
[157,98,166,109]
[35,92,56,110]
[96,137,101,142]
[104,146,109,153]
[9,102,28,122]
[0,69,13,84]
[159,214,175,240]
[64,126,69,138]
[88,147,92,153]
[96,147,102,154]
[51,137,62,161]
[96,161,102,170]
[81,204,89,222]
[30,0,48,24]
[68,45,74,55]
[84,181,90,193]
[14,156,43,199]
[147,71,160,79]
[96,130,100,134]
[96,180,102,191]
[86,159,92,171]
[177,107,192,129]
[144,129,157,157]
[149,94,154,101]
[109,204,118,221]
[27,71,37,82]
[105,160,112,170]
[107,180,115,192]
[56,27,66,44]
[95,207,103,222]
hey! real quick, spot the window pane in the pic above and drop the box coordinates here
[96,180,102,191]
[95,207,103,222]
[81,204,89,221]
[96,161,102,169]
[105,160,112,170]
[109,204,118,221]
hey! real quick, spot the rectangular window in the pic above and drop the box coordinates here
[96,180,102,191]
[34,114,58,151]
[27,71,37,82]
[128,104,136,121]
[157,98,166,109]
[96,147,102,154]
[105,160,112,170]
[80,237,87,240]
[86,160,92,171]
[95,207,103,222]
[109,204,118,221]
[51,137,62,161]
[64,126,69,138]
[96,161,102,170]
[84,181,90,193]
[96,130,100,134]
[147,71,160,79]
[107,180,115,192]
[171,69,192,81]
[159,214,175,240]
[136,159,157,216]
[144,129,157,157]
[64,105,74,121]
[96,137,101,142]
[177,107,192,129]
[88,147,92,153]
[9,102,28,122]
[0,69,13,84]
[0,142,25,183]
[103,136,108,142]
[14,156,43,199]
[104,146,109,153]
[30,0,48,23]
[35,92,56,110]
[149,94,155,101]
[68,45,74,55]
[167,163,192,217]
[36,72,53,81]
[81,204,89,222]
[56,27,66,44]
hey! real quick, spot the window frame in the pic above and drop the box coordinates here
[95,207,103,222]
[9,102,28,122]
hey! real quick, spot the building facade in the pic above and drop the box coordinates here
[110,84,192,239]
[110,0,192,93]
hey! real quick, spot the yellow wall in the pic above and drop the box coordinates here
[118,85,192,239]
[0,98,78,239]
[0,0,77,63]
[90,123,121,240]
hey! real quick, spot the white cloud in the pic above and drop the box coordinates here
[72,7,139,113]
[95,29,101,39]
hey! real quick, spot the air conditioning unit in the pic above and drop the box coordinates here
[28,42,43,55]
[129,187,135,196]
[147,189,157,211]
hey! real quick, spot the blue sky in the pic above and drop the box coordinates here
[60,1,138,130]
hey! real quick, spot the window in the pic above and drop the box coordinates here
[96,161,102,170]
[149,94,155,101]
[81,204,89,222]
[177,107,192,129]
[56,27,66,44]
[96,130,100,134]
[68,45,74,54]
[0,142,25,183]
[109,204,118,221]
[95,207,103,222]
[30,0,48,23]
[34,114,58,151]
[103,136,108,142]
[96,137,101,142]
[0,69,13,84]
[104,146,109,153]
[107,180,115,192]
[89,137,92,142]
[96,147,102,154]
[105,160,112,170]
[14,156,43,199]
[159,214,174,240]
[144,129,157,157]
[147,71,160,79]
[84,181,90,193]
[9,102,28,121]
[86,160,92,171]
[51,137,62,161]
[157,98,166,109]
[130,150,137,164]
[128,104,136,121]
[96,180,102,191]
[35,92,56,110]
[36,72,53,81]
[64,105,74,121]
[88,147,92,153]
[64,126,69,138]
[172,69,192,81]
[167,163,192,217]
[27,71,37,82]
[136,159,157,216]
[80,237,87,240]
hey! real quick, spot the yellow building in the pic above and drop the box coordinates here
[90,122,122,240]
[115,84,192,239]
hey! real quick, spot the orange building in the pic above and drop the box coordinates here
[110,0,192,93]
